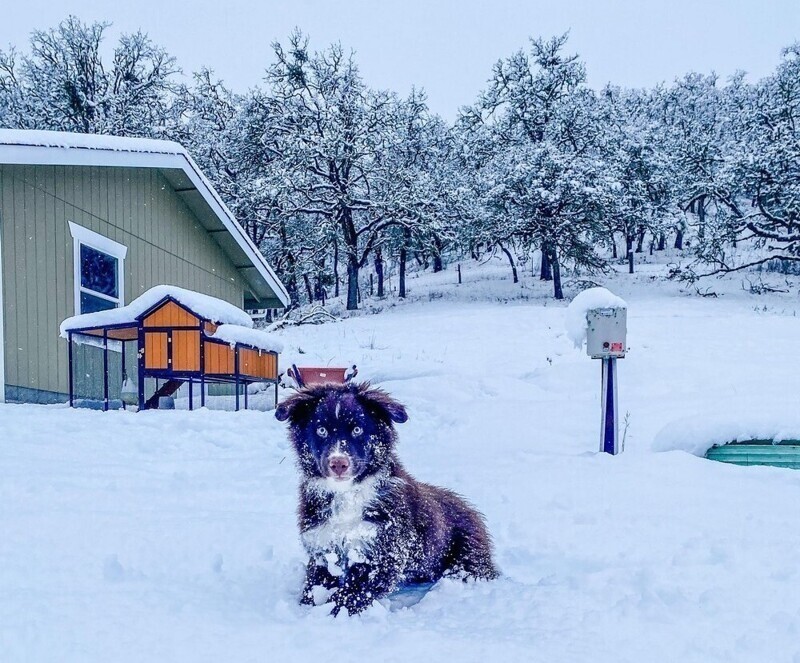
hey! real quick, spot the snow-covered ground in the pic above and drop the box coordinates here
[3,260,800,662]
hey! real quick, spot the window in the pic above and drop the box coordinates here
[68,222,128,314]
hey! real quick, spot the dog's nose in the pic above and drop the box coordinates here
[328,455,350,477]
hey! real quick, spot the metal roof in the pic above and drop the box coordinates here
[0,130,290,309]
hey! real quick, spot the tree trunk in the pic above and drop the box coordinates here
[612,234,618,259]
[697,195,706,241]
[303,274,314,304]
[374,247,385,297]
[399,247,407,299]
[626,234,634,274]
[333,239,340,298]
[339,208,361,310]
[346,259,359,311]
[399,227,410,299]
[283,254,299,307]
[432,236,443,273]
[279,218,299,306]
[285,272,299,306]
[317,273,326,305]
[540,242,553,281]
[636,227,646,253]
[498,243,518,284]
[674,228,684,250]
[657,232,666,251]
[548,246,563,300]
[315,271,325,302]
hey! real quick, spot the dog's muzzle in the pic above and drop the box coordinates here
[327,452,351,480]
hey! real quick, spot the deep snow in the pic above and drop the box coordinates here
[3,261,800,662]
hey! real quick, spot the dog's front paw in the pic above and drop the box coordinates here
[330,589,373,616]
[301,584,336,607]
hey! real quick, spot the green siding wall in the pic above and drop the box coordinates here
[0,164,245,401]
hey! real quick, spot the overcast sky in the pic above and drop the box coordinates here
[3,0,799,119]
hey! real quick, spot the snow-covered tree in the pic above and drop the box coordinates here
[255,32,403,310]
[656,72,732,252]
[0,16,179,137]
[598,86,675,273]
[173,69,330,306]
[378,91,468,296]
[461,34,607,298]
[702,46,800,272]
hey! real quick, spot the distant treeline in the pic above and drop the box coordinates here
[2,18,799,306]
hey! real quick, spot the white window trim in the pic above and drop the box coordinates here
[68,221,128,315]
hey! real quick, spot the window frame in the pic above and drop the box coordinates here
[68,221,128,315]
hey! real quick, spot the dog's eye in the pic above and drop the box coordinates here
[352,426,363,437]
[316,426,328,438]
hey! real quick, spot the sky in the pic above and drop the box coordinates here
[2,0,799,120]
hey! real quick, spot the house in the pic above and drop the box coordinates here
[0,129,290,404]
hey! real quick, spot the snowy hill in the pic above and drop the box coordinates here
[3,262,800,662]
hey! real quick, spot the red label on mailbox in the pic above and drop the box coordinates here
[610,342,624,352]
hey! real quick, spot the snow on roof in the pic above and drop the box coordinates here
[59,285,253,336]
[209,324,283,354]
[565,287,628,349]
[0,129,186,155]
[0,129,290,308]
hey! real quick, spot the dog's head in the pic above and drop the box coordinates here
[275,382,408,486]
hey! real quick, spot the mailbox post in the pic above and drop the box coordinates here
[586,307,627,454]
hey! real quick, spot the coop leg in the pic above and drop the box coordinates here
[68,333,74,408]
[103,330,109,412]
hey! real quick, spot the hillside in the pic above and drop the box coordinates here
[2,262,800,662]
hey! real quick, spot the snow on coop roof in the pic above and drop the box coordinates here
[60,285,254,336]
[209,324,284,354]
[0,129,289,308]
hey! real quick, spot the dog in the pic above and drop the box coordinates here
[275,382,498,615]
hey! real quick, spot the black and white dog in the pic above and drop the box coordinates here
[275,382,498,615]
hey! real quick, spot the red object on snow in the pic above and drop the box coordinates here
[288,364,358,388]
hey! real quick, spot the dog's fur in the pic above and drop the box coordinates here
[275,382,498,615]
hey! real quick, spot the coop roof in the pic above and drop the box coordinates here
[0,129,290,309]
[60,285,254,337]
[209,324,284,353]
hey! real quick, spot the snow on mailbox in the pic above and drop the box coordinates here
[566,287,628,455]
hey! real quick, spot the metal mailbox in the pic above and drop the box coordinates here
[586,307,627,359]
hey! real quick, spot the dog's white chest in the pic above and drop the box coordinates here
[302,478,379,568]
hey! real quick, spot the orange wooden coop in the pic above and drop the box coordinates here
[61,287,281,411]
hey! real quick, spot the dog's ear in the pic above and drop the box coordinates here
[275,389,322,425]
[356,384,408,424]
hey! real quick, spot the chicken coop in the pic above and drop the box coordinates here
[61,286,281,411]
